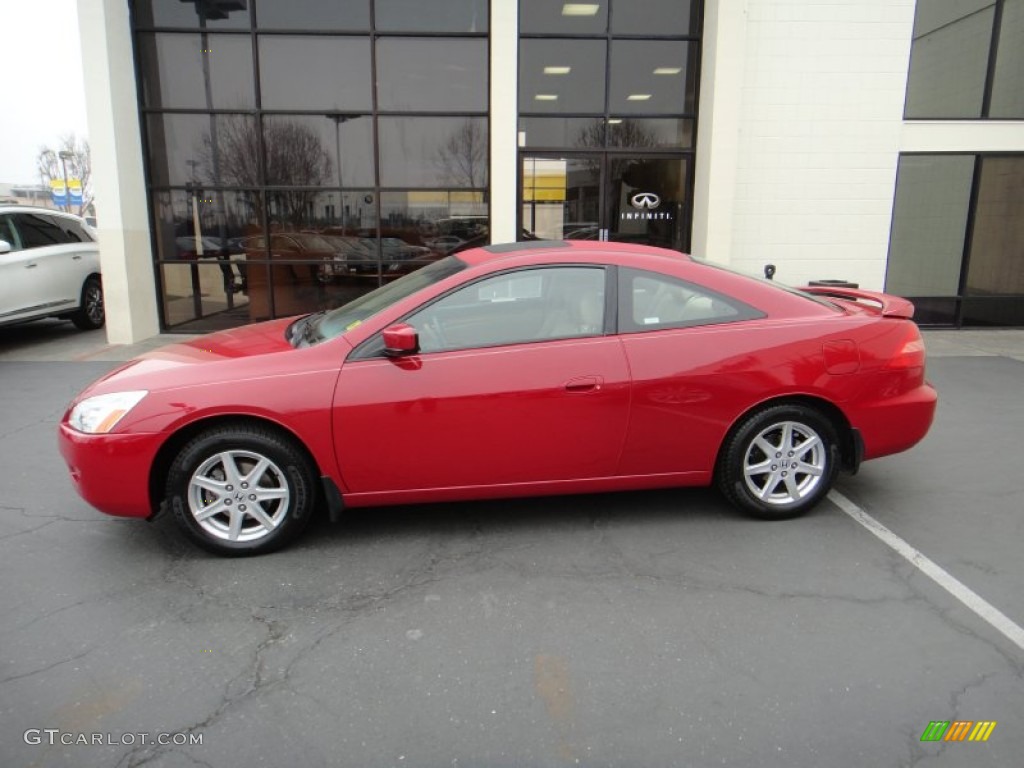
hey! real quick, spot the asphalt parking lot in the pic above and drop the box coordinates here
[1,323,1022,768]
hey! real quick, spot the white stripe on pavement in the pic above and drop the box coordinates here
[828,489,1024,653]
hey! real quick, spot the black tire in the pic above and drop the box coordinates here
[71,276,104,330]
[717,404,840,519]
[166,423,316,556]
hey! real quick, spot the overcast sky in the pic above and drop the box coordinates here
[0,0,89,185]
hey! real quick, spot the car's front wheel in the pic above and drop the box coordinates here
[717,404,839,519]
[72,276,104,330]
[166,424,316,555]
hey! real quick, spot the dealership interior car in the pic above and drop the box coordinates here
[59,241,936,555]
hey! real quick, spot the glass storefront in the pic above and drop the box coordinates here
[131,0,489,331]
[517,0,700,252]
[885,154,1024,326]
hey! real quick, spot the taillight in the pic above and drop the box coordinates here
[887,324,926,383]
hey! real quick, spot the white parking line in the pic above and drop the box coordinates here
[829,489,1024,653]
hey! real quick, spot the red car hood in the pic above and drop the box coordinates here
[80,317,323,397]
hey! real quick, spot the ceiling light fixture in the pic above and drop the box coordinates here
[543,66,572,75]
[561,3,600,16]
[534,94,559,101]
[653,67,682,75]
[607,118,623,124]
[627,94,652,101]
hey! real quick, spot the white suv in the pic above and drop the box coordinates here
[0,206,104,329]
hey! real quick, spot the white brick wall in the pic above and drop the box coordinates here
[698,0,917,290]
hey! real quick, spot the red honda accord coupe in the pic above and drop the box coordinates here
[59,242,936,556]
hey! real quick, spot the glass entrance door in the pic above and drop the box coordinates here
[519,153,690,251]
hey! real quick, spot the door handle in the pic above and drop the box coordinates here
[564,375,602,393]
[72,254,82,260]
[25,263,37,269]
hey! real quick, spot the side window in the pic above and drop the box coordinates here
[0,215,21,250]
[620,268,762,332]
[406,266,606,353]
[12,213,70,249]
[56,217,93,243]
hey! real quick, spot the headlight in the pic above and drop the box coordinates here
[68,391,148,434]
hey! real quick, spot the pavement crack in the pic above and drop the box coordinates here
[0,648,93,686]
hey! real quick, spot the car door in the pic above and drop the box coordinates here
[614,267,767,476]
[0,214,39,322]
[333,265,632,494]
[10,212,79,314]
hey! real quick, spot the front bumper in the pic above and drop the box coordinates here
[58,423,162,518]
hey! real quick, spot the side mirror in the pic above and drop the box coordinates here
[382,323,420,357]
[0,240,11,255]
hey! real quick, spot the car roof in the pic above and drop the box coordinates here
[457,239,694,267]
[0,205,88,223]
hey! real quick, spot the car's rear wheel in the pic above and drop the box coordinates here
[717,404,839,519]
[166,424,316,556]
[72,276,104,330]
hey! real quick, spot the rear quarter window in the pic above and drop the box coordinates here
[619,267,764,332]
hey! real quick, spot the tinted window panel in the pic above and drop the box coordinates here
[138,33,255,109]
[13,214,69,248]
[519,117,606,149]
[376,38,487,112]
[885,155,973,297]
[965,156,1024,296]
[146,113,258,187]
[904,1,994,118]
[379,190,489,257]
[377,118,488,187]
[151,189,266,262]
[255,0,369,30]
[258,36,372,111]
[264,115,375,188]
[610,0,697,35]
[519,39,607,114]
[520,0,608,34]
[609,40,695,114]
[989,0,1024,118]
[132,0,251,29]
[608,118,694,148]
[407,267,605,352]
[375,0,487,32]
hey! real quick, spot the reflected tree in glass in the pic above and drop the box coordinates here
[433,118,488,191]
[201,116,334,228]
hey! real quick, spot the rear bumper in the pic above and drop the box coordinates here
[850,382,938,461]
[58,423,160,518]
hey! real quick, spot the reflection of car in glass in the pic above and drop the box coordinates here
[424,235,465,254]
[0,206,104,329]
[60,241,937,556]
[359,237,433,274]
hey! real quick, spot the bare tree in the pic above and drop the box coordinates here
[200,116,333,229]
[36,134,93,216]
[434,119,487,190]
[574,118,661,151]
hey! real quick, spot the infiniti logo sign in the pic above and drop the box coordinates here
[630,192,661,210]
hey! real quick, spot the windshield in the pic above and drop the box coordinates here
[315,256,466,340]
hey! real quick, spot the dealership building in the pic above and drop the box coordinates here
[76,0,1023,341]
